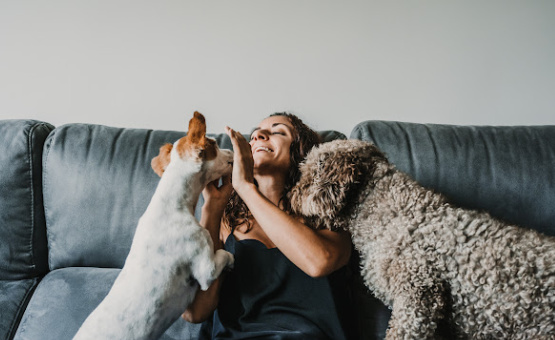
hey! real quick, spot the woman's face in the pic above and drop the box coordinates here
[249,116,296,176]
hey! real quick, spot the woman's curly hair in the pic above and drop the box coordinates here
[222,112,321,232]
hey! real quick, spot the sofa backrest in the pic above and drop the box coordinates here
[350,121,555,236]
[0,120,54,280]
[43,123,345,271]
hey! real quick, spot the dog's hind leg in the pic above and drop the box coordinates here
[382,254,447,340]
[385,284,446,340]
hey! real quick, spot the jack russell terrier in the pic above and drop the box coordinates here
[73,112,234,340]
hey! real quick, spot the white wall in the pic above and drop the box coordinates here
[1,0,554,136]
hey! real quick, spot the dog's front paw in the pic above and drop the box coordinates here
[215,249,234,271]
[224,252,234,271]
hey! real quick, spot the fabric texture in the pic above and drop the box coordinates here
[0,120,53,280]
[0,119,53,340]
[350,121,555,236]
[204,233,356,340]
[0,279,40,340]
[43,124,185,270]
[12,267,201,340]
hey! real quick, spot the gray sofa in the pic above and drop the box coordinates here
[1,119,554,340]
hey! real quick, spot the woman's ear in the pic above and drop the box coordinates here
[151,143,173,177]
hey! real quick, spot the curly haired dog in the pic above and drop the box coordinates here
[289,139,555,340]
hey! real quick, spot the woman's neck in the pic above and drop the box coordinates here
[255,174,286,206]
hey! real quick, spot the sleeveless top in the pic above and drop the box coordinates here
[201,228,357,340]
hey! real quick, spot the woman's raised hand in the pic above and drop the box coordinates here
[225,126,255,196]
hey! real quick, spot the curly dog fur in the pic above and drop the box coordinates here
[290,139,555,340]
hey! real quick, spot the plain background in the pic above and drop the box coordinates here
[1,0,554,136]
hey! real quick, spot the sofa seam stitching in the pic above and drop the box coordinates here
[26,122,52,275]
[7,277,40,339]
[43,127,55,272]
[27,123,38,274]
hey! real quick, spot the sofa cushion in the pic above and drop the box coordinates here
[0,120,53,280]
[0,278,40,340]
[350,121,555,236]
[43,124,189,270]
[12,268,201,340]
[43,124,346,270]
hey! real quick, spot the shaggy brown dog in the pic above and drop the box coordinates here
[290,139,555,340]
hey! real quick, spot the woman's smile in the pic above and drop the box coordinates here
[253,146,274,153]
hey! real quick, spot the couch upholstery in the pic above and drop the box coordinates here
[1,120,53,340]
[1,118,553,340]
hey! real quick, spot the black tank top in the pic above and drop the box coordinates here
[202,229,357,340]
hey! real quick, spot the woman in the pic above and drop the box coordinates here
[183,113,355,339]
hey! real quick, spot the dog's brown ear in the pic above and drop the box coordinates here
[290,140,384,230]
[290,148,359,228]
[313,149,362,214]
[176,111,208,160]
[151,143,173,177]
[186,111,206,143]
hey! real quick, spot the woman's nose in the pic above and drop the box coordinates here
[251,130,268,141]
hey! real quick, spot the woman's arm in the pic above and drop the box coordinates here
[239,184,351,277]
[226,127,351,277]
[182,177,232,323]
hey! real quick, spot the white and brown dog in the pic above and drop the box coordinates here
[73,112,234,340]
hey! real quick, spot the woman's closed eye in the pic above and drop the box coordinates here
[250,131,285,140]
